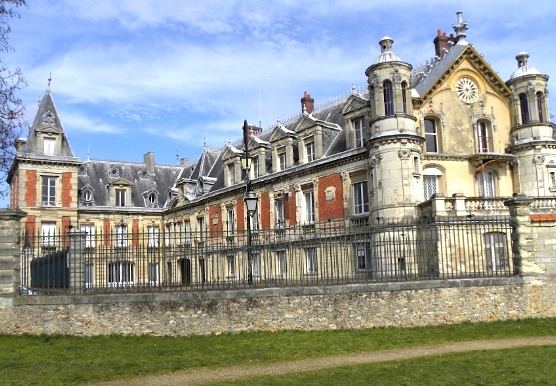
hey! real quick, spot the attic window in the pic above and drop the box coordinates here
[42,111,55,126]
[78,165,88,176]
[80,187,94,206]
[145,192,158,208]
[139,170,149,180]
[109,167,120,178]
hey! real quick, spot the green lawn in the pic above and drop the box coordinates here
[1,318,555,385]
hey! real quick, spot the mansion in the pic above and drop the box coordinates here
[7,13,556,289]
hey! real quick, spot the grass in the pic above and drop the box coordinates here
[0,318,555,385]
[213,346,556,385]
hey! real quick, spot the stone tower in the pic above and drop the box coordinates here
[505,53,555,197]
[365,37,423,220]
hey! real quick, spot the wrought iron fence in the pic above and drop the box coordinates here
[19,216,514,295]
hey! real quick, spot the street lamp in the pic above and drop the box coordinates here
[243,120,259,286]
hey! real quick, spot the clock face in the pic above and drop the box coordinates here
[455,77,478,103]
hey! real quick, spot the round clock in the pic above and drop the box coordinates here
[455,77,478,103]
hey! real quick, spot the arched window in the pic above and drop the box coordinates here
[423,167,443,200]
[424,118,438,153]
[476,171,495,197]
[401,82,408,114]
[536,92,544,122]
[519,93,529,125]
[383,80,394,116]
[477,121,491,152]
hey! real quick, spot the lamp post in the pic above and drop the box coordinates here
[243,120,259,286]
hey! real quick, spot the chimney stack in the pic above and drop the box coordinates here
[433,29,456,58]
[144,152,155,174]
[301,91,314,115]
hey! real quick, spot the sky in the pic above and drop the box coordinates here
[2,0,556,206]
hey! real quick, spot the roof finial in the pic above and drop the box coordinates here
[452,11,468,43]
[87,142,90,161]
[351,83,356,95]
[47,73,52,92]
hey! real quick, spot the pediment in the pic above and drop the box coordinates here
[35,126,64,135]
[221,145,243,161]
[341,94,368,115]
[107,178,133,187]
[293,114,318,133]
[269,124,296,142]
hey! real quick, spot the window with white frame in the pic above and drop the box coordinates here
[41,176,56,206]
[275,197,285,227]
[197,217,205,240]
[353,118,366,147]
[226,207,234,234]
[108,261,134,286]
[355,242,371,271]
[250,207,259,233]
[252,156,259,178]
[147,226,159,248]
[424,118,438,153]
[85,264,94,288]
[41,222,56,246]
[277,250,287,276]
[476,171,495,197]
[44,137,55,155]
[252,253,261,276]
[184,221,191,244]
[228,163,235,185]
[165,224,172,247]
[549,170,556,190]
[303,189,315,224]
[115,189,126,206]
[278,151,287,171]
[227,255,236,277]
[484,232,509,273]
[80,224,95,248]
[423,167,442,200]
[477,122,490,152]
[305,141,315,162]
[352,181,369,215]
[148,263,159,286]
[306,247,317,274]
[115,224,128,248]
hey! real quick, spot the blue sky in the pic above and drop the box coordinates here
[3,0,556,206]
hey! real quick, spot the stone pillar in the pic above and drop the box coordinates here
[504,193,543,280]
[0,209,26,306]
[68,230,87,293]
[452,193,467,216]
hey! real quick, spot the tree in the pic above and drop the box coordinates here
[0,0,26,198]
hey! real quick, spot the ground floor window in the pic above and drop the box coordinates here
[277,250,287,276]
[227,255,236,277]
[108,261,134,286]
[354,242,371,271]
[148,263,159,286]
[306,247,317,274]
[484,232,509,273]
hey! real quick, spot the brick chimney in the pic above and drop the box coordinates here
[144,152,155,174]
[433,29,457,58]
[301,91,314,115]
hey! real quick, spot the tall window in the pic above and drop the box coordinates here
[477,122,490,152]
[148,263,159,286]
[352,181,369,215]
[115,224,128,248]
[550,171,556,189]
[184,221,191,244]
[147,226,159,248]
[423,168,442,200]
[424,118,438,153]
[165,224,172,247]
[41,176,56,206]
[383,80,394,115]
[401,82,408,114]
[227,255,236,277]
[115,189,126,206]
[519,93,529,125]
[305,141,315,162]
[226,207,234,234]
[197,217,205,240]
[304,190,315,223]
[44,138,55,155]
[277,250,287,276]
[41,222,56,246]
[252,156,259,178]
[85,264,94,289]
[228,163,235,185]
[476,171,495,197]
[536,92,544,122]
[252,253,261,276]
[250,207,259,233]
[484,232,509,274]
[353,118,366,147]
[275,197,285,227]
[80,224,95,248]
[355,242,371,271]
[108,261,134,286]
[278,151,287,171]
[306,247,317,274]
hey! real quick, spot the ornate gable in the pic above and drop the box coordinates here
[341,94,368,115]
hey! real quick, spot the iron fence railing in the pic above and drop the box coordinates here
[19,216,514,295]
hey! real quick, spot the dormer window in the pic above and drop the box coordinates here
[116,189,126,206]
[279,151,287,171]
[252,156,260,178]
[305,141,315,162]
[44,137,55,155]
[353,118,366,147]
[228,163,236,185]
[80,186,95,206]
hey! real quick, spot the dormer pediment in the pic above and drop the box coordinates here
[341,94,368,115]
[269,124,297,142]
[107,177,133,187]
[249,135,270,149]
[221,144,244,162]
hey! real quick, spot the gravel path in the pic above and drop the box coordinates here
[94,336,556,386]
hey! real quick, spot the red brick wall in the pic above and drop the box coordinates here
[26,215,36,246]
[287,186,296,226]
[209,205,221,237]
[132,219,139,246]
[236,198,245,232]
[25,170,37,207]
[62,216,71,246]
[62,172,72,208]
[260,191,270,229]
[318,173,345,220]
[103,218,111,246]
[10,174,18,208]
[530,214,556,222]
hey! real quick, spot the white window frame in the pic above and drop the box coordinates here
[423,167,442,200]
[252,156,260,178]
[41,222,56,247]
[352,181,369,215]
[41,176,57,207]
[277,250,287,276]
[226,207,235,234]
[353,118,365,147]
[477,171,495,197]
[227,255,236,277]
[305,141,315,162]
[278,151,287,171]
[275,197,285,227]
[228,163,235,185]
[115,189,126,206]
[252,252,261,276]
[44,137,55,155]
[303,189,315,224]
[147,226,159,248]
[108,261,134,286]
[148,262,159,286]
[80,224,95,248]
[115,224,128,248]
[484,232,509,273]
[85,264,94,289]
[355,242,371,272]
[165,224,172,247]
[477,121,490,153]
[306,247,317,274]
[424,118,438,153]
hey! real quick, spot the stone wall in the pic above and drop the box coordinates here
[1,278,555,336]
